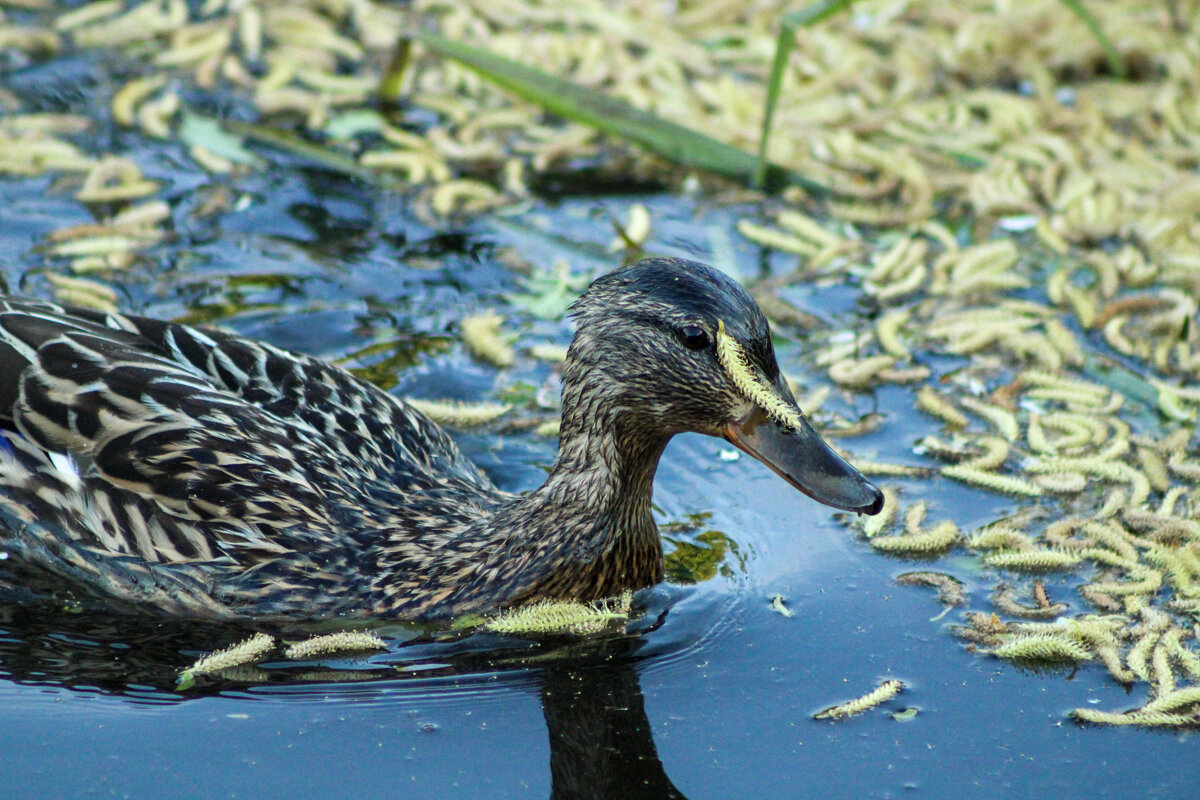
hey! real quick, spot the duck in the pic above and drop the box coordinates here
[0,257,881,623]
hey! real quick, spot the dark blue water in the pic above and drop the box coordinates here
[0,62,1195,800]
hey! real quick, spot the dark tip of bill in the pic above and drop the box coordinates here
[858,484,885,516]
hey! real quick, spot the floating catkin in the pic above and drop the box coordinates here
[177,632,276,688]
[460,311,514,367]
[916,386,969,428]
[992,633,1091,662]
[969,525,1034,551]
[850,459,932,477]
[1143,685,1200,713]
[813,679,904,720]
[1071,708,1199,727]
[958,436,1009,470]
[404,398,512,426]
[861,487,899,538]
[941,465,1044,497]
[959,397,1019,441]
[1164,631,1200,679]
[528,343,568,363]
[895,572,965,606]
[1152,642,1176,695]
[484,593,632,636]
[985,549,1082,571]
[992,585,1067,619]
[1127,631,1161,682]
[903,501,927,533]
[870,520,959,554]
[282,631,386,659]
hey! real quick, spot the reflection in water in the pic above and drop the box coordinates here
[0,599,690,798]
[542,658,686,800]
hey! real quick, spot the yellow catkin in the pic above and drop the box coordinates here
[969,525,1033,551]
[485,594,631,636]
[985,549,1082,571]
[960,436,1010,470]
[715,320,804,430]
[177,632,276,687]
[992,586,1067,619]
[904,501,927,533]
[404,398,511,427]
[430,179,503,216]
[1094,644,1135,683]
[828,355,896,388]
[1152,642,1176,695]
[1139,448,1171,492]
[528,343,568,363]
[1127,631,1161,682]
[1164,631,1200,679]
[1033,472,1088,493]
[993,633,1091,662]
[895,572,965,605]
[861,487,899,538]
[534,419,560,438]
[460,311,514,367]
[1157,486,1188,517]
[869,237,922,283]
[1076,547,1140,571]
[1071,708,1199,727]
[736,220,818,256]
[941,465,1044,497]
[873,263,927,302]
[875,309,911,358]
[1144,685,1200,713]
[849,459,931,477]
[776,210,844,249]
[1039,413,1102,449]
[916,386,969,428]
[283,631,386,659]
[111,73,168,126]
[870,520,959,554]
[47,234,147,257]
[1081,520,1139,562]
[959,397,1020,441]
[1168,454,1200,481]
[1089,569,1162,597]
[814,679,904,720]
[1043,319,1084,365]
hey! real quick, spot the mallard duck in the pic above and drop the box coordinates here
[0,257,881,622]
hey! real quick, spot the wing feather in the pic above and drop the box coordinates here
[0,297,496,573]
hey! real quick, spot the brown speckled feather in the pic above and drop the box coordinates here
[0,258,878,622]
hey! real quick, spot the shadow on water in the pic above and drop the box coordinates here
[0,593,697,800]
[540,653,686,800]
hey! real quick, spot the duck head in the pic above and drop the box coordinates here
[566,257,883,515]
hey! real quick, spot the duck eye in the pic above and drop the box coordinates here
[677,325,710,351]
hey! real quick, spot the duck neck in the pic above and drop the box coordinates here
[546,398,669,537]
[496,386,671,601]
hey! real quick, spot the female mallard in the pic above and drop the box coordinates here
[0,258,881,622]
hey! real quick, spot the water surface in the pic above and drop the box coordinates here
[0,79,1194,800]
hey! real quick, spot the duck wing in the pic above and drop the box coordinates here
[0,298,497,562]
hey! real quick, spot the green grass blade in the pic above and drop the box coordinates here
[222,120,404,189]
[756,0,860,188]
[412,33,827,194]
[1055,0,1125,79]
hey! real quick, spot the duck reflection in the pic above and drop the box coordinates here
[0,599,689,800]
[541,657,686,800]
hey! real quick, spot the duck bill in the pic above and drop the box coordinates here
[723,407,884,515]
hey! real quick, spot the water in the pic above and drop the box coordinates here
[0,65,1196,800]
